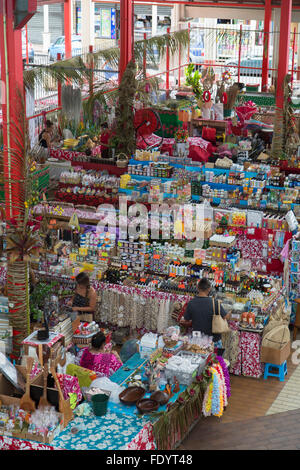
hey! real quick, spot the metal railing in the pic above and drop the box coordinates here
[25,24,300,143]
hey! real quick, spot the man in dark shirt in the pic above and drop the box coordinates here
[181,278,230,342]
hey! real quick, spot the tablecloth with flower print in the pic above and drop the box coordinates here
[0,412,156,450]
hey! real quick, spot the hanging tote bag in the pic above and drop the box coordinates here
[212,298,230,334]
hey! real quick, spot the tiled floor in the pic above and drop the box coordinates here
[181,332,300,450]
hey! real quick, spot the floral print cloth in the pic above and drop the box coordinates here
[79,348,122,378]
[51,411,151,450]
[0,436,57,450]
[56,373,82,404]
[231,331,264,379]
[126,422,156,450]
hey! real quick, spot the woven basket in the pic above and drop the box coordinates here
[73,332,95,346]
[116,153,129,168]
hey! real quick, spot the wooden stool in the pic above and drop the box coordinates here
[293,299,300,341]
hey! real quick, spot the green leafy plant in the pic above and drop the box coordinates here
[185,64,203,101]
[30,282,56,322]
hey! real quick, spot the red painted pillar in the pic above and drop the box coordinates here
[276,0,292,109]
[262,0,272,92]
[57,52,62,107]
[166,27,170,99]
[143,32,147,76]
[25,24,29,64]
[89,44,94,96]
[237,24,242,84]
[119,0,133,84]
[0,0,25,220]
[64,0,72,59]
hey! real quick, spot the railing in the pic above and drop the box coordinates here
[25,24,300,144]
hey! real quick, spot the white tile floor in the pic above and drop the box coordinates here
[266,362,300,415]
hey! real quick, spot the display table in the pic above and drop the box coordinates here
[0,351,228,450]
[189,118,227,137]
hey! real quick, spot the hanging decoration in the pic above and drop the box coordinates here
[222,70,232,83]
[221,92,228,105]
[202,90,211,103]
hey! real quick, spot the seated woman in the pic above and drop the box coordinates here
[79,331,122,377]
[69,272,97,319]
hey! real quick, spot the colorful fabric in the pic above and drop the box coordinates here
[66,363,97,388]
[79,348,122,378]
[56,373,82,404]
[231,331,264,379]
[126,422,156,450]
[0,436,57,450]
[51,410,150,450]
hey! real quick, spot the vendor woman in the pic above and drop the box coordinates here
[79,331,122,377]
[69,272,97,318]
[180,278,230,346]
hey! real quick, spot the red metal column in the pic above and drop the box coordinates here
[119,0,133,84]
[0,0,25,220]
[178,43,181,87]
[237,24,242,84]
[276,0,292,109]
[291,27,296,85]
[143,32,147,76]
[89,44,94,96]
[64,0,72,59]
[25,23,29,64]
[166,27,170,99]
[262,0,272,92]
[57,52,62,107]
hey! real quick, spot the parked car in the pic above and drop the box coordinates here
[48,35,82,61]
[189,45,205,70]
[22,29,34,63]
[225,52,297,77]
[189,30,205,70]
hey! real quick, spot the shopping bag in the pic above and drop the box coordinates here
[212,298,230,334]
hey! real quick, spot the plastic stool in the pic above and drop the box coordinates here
[263,361,287,382]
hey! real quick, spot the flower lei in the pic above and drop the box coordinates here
[217,355,231,399]
[210,369,220,416]
[202,362,227,418]
[213,363,227,410]
[202,372,214,417]
[222,70,231,82]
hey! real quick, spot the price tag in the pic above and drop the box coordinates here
[122,265,128,270]
[153,254,160,259]
[169,273,176,277]
[140,278,146,283]
[101,252,108,257]
[178,283,185,289]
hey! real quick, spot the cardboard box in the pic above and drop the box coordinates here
[260,341,291,365]
[30,372,59,411]
[0,366,26,399]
